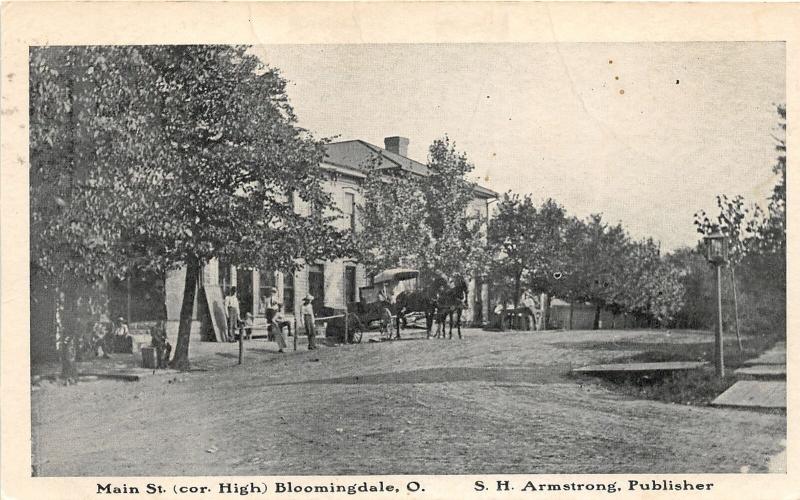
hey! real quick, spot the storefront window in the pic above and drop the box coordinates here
[308,264,324,314]
[283,272,295,314]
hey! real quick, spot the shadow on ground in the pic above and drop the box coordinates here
[268,366,570,386]
[551,338,770,367]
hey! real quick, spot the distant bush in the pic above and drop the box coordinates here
[668,249,785,340]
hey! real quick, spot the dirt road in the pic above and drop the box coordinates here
[31,329,785,476]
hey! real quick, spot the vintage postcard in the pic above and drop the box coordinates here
[1,2,798,499]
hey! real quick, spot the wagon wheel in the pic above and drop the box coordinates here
[348,316,364,344]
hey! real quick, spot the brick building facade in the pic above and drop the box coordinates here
[163,136,497,335]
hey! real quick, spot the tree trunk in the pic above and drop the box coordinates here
[592,302,601,330]
[499,292,507,331]
[731,266,743,352]
[512,272,521,330]
[170,256,200,370]
[55,283,78,383]
[540,293,550,331]
[568,302,574,330]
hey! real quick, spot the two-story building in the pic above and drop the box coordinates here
[162,136,497,337]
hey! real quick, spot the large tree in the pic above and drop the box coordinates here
[354,164,431,276]
[357,136,485,283]
[30,46,167,374]
[30,45,353,371]
[420,137,485,278]
[487,193,566,316]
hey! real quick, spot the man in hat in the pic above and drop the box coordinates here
[301,294,316,350]
[224,287,240,343]
[150,320,172,369]
[263,286,279,341]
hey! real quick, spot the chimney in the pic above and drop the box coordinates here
[384,136,410,157]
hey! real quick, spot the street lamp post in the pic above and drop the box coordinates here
[704,232,728,378]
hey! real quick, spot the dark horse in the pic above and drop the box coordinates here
[433,275,469,339]
[394,276,448,339]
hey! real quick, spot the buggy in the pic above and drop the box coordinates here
[342,268,420,343]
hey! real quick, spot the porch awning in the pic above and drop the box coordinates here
[373,268,419,284]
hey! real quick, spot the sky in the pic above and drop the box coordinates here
[253,43,785,252]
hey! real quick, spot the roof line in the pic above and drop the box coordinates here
[329,138,418,170]
[325,139,498,197]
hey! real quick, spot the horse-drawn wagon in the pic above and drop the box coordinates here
[341,268,419,342]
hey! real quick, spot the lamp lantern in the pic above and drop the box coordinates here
[703,231,727,378]
[703,231,728,265]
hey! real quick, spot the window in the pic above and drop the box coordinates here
[237,269,254,317]
[283,271,295,314]
[344,192,356,232]
[307,264,325,314]
[345,266,357,304]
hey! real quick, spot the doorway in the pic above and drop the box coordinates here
[237,269,254,317]
[307,264,325,314]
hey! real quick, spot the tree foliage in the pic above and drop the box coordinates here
[30,45,354,369]
[354,163,431,275]
[420,137,486,278]
[356,136,485,282]
[487,193,567,308]
[686,103,787,338]
[486,198,686,329]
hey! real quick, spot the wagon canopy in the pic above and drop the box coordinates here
[372,268,419,284]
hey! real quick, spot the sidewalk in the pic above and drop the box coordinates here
[31,325,449,384]
[31,331,332,383]
[711,341,786,411]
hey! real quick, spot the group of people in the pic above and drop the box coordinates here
[83,315,173,368]
[83,316,134,359]
[223,287,318,351]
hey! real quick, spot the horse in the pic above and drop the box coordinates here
[394,276,447,339]
[433,275,469,339]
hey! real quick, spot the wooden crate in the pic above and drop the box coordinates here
[141,346,157,369]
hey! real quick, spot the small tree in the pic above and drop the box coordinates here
[560,214,630,329]
[618,239,685,327]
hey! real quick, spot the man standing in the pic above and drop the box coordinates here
[301,294,316,350]
[224,287,240,343]
[270,306,289,353]
[263,286,279,341]
[150,320,172,369]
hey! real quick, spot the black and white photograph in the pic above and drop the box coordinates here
[2,2,798,498]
